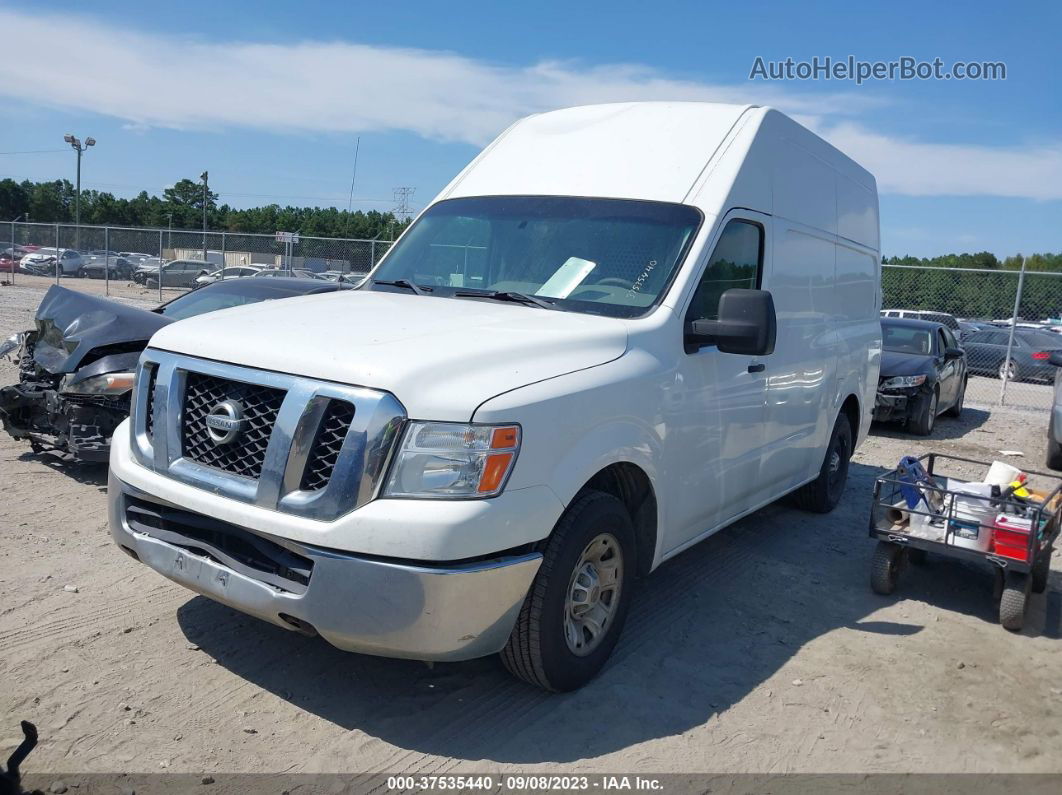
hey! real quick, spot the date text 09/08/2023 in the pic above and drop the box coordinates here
[385,775,665,791]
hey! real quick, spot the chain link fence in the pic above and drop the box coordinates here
[882,263,1062,412]
[4,231,1060,414]
[1,221,392,303]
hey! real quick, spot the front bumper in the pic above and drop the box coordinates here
[873,390,914,422]
[0,382,124,460]
[108,473,543,661]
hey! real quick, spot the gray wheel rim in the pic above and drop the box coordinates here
[999,360,1016,381]
[563,532,623,656]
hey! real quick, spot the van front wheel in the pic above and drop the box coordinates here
[793,413,852,514]
[501,491,634,691]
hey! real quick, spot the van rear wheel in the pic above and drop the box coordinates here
[501,491,634,691]
[793,412,852,514]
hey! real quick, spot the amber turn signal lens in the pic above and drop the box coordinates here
[490,426,519,449]
[478,452,515,493]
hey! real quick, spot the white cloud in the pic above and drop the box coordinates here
[0,8,1058,200]
[820,123,1062,201]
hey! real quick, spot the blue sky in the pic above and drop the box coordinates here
[0,0,1059,257]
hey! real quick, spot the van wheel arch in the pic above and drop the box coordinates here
[567,462,657,577]
[840,394,860,442]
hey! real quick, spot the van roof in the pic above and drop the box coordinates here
[438,102,878,249]
[441,101,875,204]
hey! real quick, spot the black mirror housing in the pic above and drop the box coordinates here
[1049,351,1062,368]
[944,347,964,360]
[685,288,777,356]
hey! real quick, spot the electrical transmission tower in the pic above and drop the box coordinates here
[392,187,416,223]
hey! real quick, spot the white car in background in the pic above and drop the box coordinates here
[195,266,265,285]
[19,248,84,277]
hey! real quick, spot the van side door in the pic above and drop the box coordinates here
[662,215,769,551]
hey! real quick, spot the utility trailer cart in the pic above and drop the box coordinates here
[869,453,1060,632]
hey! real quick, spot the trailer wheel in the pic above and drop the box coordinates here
[870,541,905,595]
[999,571,1030,631]
[1031,547,1052,594]
[501,490,634,691]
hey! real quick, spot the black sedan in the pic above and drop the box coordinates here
[874,318,968,435]
[962,326,1062,382]
[0,278,351,461]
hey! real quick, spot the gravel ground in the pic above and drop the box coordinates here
[0,280,1060,781]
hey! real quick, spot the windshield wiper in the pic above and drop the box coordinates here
[454,289,559,310]
[373,278,430,295]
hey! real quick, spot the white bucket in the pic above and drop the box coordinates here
[985,461,1022,488]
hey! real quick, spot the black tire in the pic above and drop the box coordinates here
[1047,417,1062,471]
[908,388,938,436]
[501,491,635,692]
[870,541,905,595]
[76,266,87,278]
[999,570,1029,631]
[998,358,1019,383]
[945,377,966,418]
[1031,547,1052,594]
[793,412,853,513]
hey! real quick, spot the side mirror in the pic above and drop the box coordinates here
[1049,351,1062,367]
[944,347,964,360]
[685,288,777,356]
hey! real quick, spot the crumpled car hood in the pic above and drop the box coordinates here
[30,285,170,374]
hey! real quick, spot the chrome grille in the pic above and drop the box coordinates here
[301,399,356,491]
[181,373,286,479]
[131,350,406,521]
[143,364,157,437]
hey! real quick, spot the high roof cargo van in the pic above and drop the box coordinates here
[109,102,881,690]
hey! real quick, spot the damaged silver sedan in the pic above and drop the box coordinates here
[0,278,352,461]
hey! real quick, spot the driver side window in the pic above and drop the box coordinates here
[685,220,763,323]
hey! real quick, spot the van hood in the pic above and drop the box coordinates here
[147,290,629,419]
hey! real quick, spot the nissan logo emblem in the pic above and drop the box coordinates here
[204,400,245,445]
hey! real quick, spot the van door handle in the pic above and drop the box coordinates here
[748,363,766,373]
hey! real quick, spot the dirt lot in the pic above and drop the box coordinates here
[1,280,1060,780]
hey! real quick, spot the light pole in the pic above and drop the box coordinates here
[200,171,209,263]
[63,134,95,250]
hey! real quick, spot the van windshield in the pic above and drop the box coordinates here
[368,196,702,318]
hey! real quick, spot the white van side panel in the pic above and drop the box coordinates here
[835,240,882,444]
[757,223,839,492]
[771,138,838,237]
[837,171,881,251]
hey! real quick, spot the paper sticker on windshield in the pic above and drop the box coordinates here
[536,257,596,299]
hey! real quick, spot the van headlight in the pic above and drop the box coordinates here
[61,371,136,396]
[383,422,520,498]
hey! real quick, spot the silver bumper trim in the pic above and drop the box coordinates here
[109,474,542,661]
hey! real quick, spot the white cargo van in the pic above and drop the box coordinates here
[109,102,881,691]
